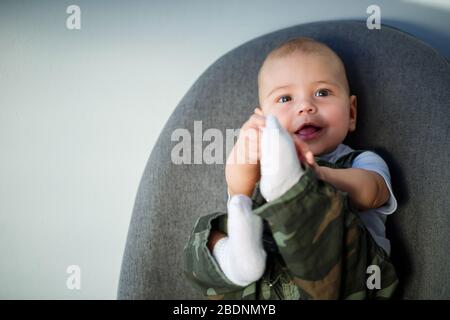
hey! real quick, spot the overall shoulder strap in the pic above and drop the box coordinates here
[315,149,368,169]
[334,149,367,168]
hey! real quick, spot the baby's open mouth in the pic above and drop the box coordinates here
[295,124,323,140]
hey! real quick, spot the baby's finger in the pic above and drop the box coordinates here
[292,134,313,165]
[254,107,264,116]
[245,113,266,129]
[306,151,315,166]
[292,134,308,155]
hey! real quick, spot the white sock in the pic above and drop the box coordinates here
[259,115,305,202]
[212,194,267,286]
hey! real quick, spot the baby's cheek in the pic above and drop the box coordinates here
[263,106,278,115]
[262,106,291,129]
[275,114,293,131]
[261,104,275,115]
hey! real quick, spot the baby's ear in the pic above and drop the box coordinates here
[349,95,357,131]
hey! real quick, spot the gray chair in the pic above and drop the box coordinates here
[117,20,450,299]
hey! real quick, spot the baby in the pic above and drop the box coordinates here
[184,37,398,299]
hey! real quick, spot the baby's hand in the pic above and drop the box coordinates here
[291,134,325,180]
[225,108,265,197]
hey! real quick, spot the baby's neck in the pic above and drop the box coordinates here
[315,143,350,163]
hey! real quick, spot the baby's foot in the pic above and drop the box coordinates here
[212,194,266,286]
[259,115,305,202]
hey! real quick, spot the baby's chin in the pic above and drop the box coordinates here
[315,143,343,157]
[289,133,337,157]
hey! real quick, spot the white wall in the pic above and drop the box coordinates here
[0,0,449,299]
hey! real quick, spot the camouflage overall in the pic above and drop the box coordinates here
[183,150,399,300]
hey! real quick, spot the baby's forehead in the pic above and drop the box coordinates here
[258,50,347,89]
[261,50,341,77]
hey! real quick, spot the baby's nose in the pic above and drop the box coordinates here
[297,102,317,114]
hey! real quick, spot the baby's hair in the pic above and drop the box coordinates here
[258,37,350,95]
[266,37,332,59]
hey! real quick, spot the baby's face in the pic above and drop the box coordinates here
[258,51,357,156]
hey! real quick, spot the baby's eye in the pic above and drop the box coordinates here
[314,88,331,97]
[277,95,292,103]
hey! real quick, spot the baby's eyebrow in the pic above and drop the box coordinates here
[313,80,340,88]
[266,80,340,98]
[266,85,292,98]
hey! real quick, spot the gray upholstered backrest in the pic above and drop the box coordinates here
[118,20,450,299]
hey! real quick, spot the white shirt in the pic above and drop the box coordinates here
[317,143,398,255]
